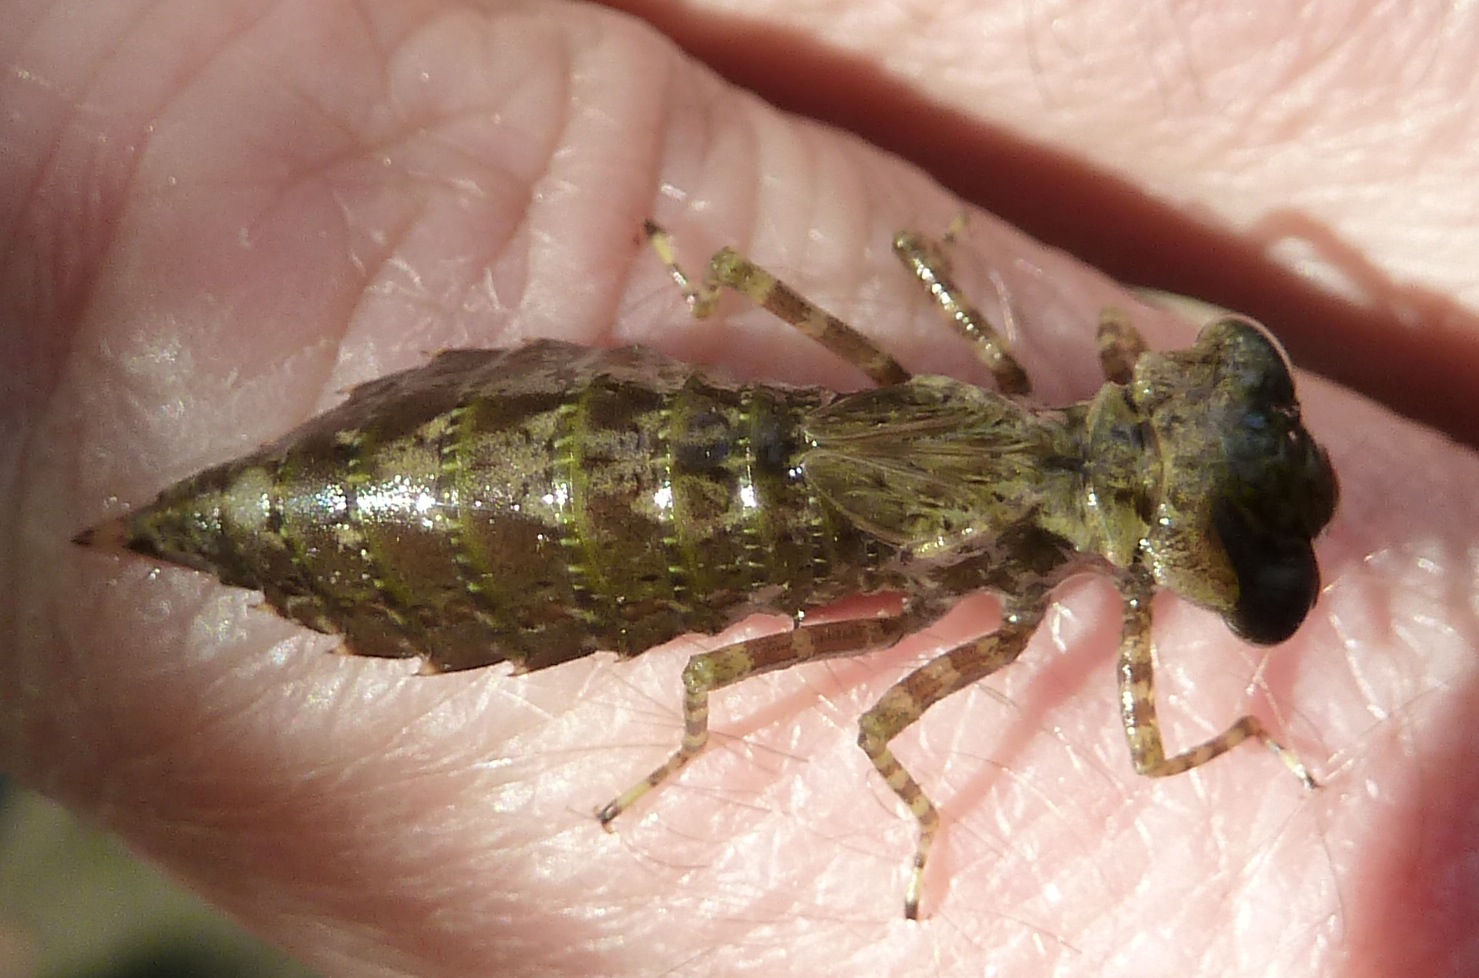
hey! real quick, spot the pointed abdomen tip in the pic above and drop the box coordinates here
[72,515,131,551]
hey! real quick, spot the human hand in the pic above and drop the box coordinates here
[4,2,1473,976]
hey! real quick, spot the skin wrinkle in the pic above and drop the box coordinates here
[3,2,200,408]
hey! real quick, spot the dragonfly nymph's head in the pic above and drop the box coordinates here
[1130,317,1339,645]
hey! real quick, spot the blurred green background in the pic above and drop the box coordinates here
[0,782,317,978]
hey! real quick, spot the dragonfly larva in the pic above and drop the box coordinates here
[77,220,1338,918]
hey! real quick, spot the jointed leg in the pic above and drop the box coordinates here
[643,221,911,386]
[891,228,1031,395]
[1116,570,1318,788]
[857,598,1045,919]
[597,613,917,826]
[1096,307,1149,385]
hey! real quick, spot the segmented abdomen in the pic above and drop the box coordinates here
[117,341,884,672]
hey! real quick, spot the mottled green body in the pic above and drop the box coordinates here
[113,338,1109,675]
[118,343,861,671]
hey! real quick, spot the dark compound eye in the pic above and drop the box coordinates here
[1213,497,1320,645]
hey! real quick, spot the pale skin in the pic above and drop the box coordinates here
[4,2,1478,978]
